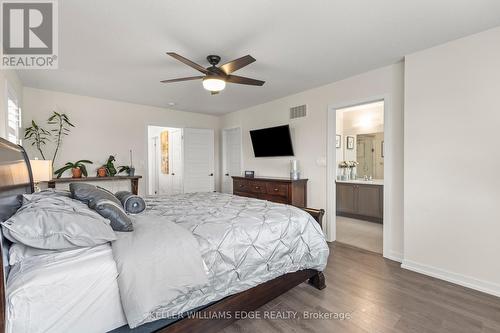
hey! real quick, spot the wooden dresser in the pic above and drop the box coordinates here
[232,176,308,208]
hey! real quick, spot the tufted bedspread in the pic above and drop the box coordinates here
[137,192,329,325]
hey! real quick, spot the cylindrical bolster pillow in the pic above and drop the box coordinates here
[115,191,146,214]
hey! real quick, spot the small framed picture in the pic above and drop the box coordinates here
[381,141,384,158]
[336,135,341,148]
[244,170,255,178]
[347,136,355,150]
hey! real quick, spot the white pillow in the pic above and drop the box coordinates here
[8,243,60,265]
[2,195,116,250]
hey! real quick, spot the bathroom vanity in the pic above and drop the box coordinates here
[336,180,383,223]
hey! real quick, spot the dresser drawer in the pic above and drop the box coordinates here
[233,179,250,192]
[248,181,267,194]
[265,183,289,198]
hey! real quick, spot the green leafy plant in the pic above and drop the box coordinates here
[24,120,50,159]
[48,112,75,167]
[54,160,93,178]
[118,165,131,175]
[101,155,117,176]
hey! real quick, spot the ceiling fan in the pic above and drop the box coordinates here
[161,53,265,95]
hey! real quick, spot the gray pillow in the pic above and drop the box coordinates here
[70,183,133,232]
[1,196,116,250]
[115,191,146,214]
[22,189,71,205]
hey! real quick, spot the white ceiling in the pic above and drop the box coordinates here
[18,0,500,115]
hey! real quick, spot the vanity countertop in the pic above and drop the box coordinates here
[336,179,384,186]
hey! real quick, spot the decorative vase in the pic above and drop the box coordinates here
[71,168,82,178]
[350,167,356,180]
[97,167,107,177]
[343,167,349,180]
[290,160,300,180]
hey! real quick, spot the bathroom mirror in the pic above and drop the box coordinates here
[350,132,384,179]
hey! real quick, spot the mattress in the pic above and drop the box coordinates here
[5,244,127,333]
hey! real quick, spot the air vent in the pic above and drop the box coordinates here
[290,104,307,119]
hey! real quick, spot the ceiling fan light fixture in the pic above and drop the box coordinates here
[202,77,226,92]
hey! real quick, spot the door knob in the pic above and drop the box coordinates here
[209,173,214,176]
[225,173,229,176]
[171,173,175,176]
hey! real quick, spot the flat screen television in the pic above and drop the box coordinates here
[250,125,294,157]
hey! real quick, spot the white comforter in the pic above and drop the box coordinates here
[117,192,329,328]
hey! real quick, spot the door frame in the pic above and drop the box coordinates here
[327,95,395,260]
[221,126,243,194]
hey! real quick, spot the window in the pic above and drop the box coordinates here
[6,86,21,145]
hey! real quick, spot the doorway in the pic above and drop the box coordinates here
[333,101,384,254]
[148,126,184,195]
[148,126,216,195]
[222,127,242,194]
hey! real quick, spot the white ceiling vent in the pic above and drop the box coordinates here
[290,104,307,119]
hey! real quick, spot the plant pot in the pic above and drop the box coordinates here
[97,167,107,177]
[128,167,135,177]
[71,168,82,178]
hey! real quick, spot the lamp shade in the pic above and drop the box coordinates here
[202,77,226,92]
[30,160,53,182]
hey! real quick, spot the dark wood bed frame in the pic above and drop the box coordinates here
[0,138,325,333]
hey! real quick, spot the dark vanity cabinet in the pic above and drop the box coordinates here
[336,182,383,223]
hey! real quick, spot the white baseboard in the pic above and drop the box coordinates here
[384,251,403,262]
[402,259,500,298]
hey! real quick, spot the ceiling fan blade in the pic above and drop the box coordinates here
[160,76,204,83]
[226,75,265,86]
[166,52,209,74]
[220,55,256,74]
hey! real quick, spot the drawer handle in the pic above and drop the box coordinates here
[255,186,260,190]
[239,184,244,187]
[273,188,279,192]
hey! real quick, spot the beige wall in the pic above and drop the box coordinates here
[22,88,221,195]
[0,69,23,139]
[403,27,500,296]
[221,62,404,260]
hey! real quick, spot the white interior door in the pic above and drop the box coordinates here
[183,128,215,193]
[170,129,183,194]
[222,127,242,194]
[150,136,160,195]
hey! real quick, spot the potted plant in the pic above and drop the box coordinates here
[118,165,135,176]
[99,155,117,177]
[24,111,75,167]
[54,160,93,178]
[97,166,108,177]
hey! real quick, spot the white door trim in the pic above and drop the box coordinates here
[327,95,395,260]
[222,126,243,193]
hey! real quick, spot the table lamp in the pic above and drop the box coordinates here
[30,159,53,192]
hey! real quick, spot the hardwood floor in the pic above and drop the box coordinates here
[222,242,500,333]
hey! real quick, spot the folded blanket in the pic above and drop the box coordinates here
[111,215,209,328]
[115,191,146,214]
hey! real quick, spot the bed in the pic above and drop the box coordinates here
[0,137,329,333]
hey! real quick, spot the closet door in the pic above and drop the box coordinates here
[169,129,184,195]
[183,128,215,193]
[222,127,242,194]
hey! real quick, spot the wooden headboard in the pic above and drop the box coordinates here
[0,137,34,333]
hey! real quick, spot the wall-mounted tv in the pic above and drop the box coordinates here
[250,125,294,157]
